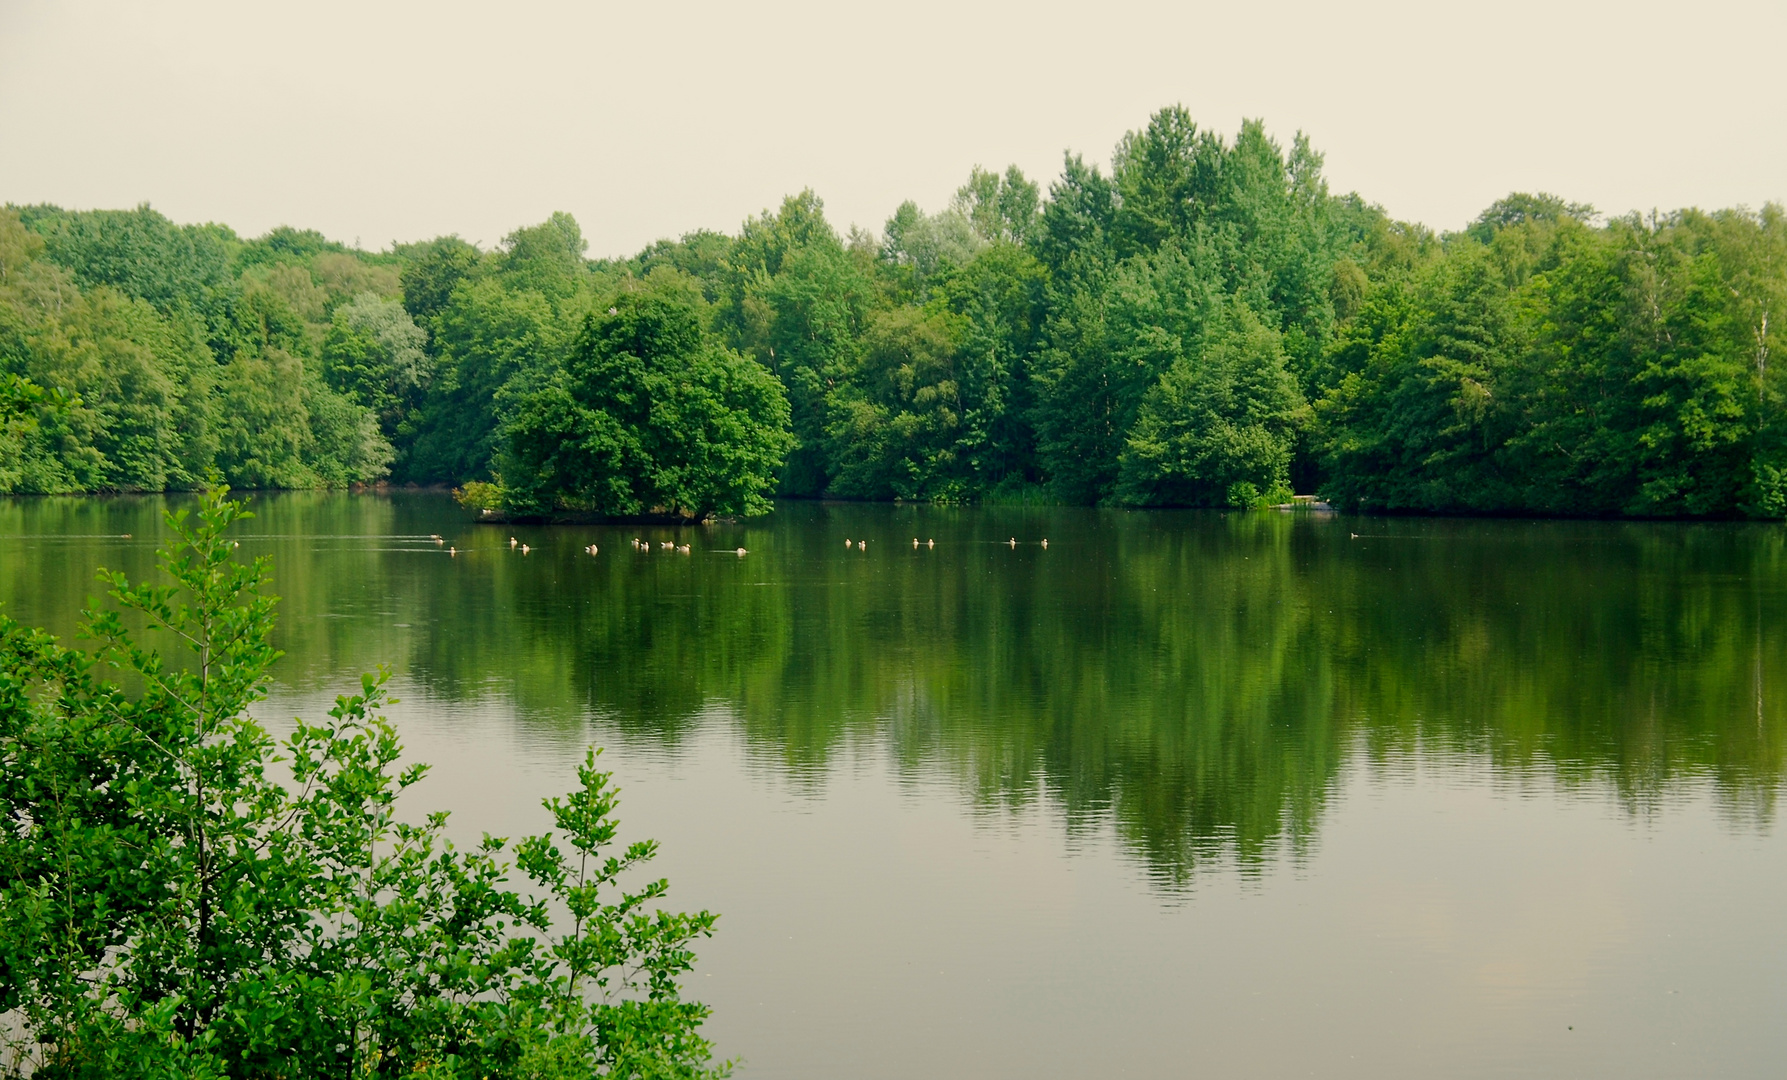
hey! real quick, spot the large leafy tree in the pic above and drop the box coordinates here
[713,192,874,496]
[3,204,395,492]
[398,213,612,483]
[1030,108,1357,504]
[320,293,432,439]
[1117,301,1304,507]
[1315,240,1523,512]
[499,276,792,518]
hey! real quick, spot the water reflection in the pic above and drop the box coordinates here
[1,493,1782,889]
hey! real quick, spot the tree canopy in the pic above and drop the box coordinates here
[498,278,792,519]
[6,106,1786,517]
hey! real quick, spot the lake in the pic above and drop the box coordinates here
[3,492,1784,1078]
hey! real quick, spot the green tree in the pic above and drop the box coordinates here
[401,277,563,482]
[1465,191,1596,243]
[21,202,237,316]
[1316,241,1522,512]
[0,488,727,1078]
[1117,302,1305,506]
[397,235,483,324]
[953,165,1042,246]
[320,293,432,437]
[1034,240,1228,503]
[499,277,793,518]
[1511,213,1757,516]
[824,306,965,500]
[715,194,873,496]
[399,216,609,484]
[0,210,218,493]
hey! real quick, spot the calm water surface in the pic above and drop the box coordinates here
[3,493,1785,1078]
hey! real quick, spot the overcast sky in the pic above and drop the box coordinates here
[2,0,1783,258]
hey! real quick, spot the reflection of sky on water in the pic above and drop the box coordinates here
[257,681,1787,1080]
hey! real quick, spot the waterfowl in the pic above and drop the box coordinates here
[449,546,457,556]
[1008,537,1017,548]
[1040,538,1048,549]
[736,547,748,556]
[844,538,852,548]
[913,538,920,548]
[857,540,866,550]
[509,537,518,548]
[431,535,444,545]
[677,545,690,554]
[927,539,934,548]
[520,544,531,555]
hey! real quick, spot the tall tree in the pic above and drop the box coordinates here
[499,275,792,518]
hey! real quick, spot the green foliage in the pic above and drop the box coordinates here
[1029,110,1352,504]
[629,231,735,304]
[824,306,967,500]
[709,192,874,496]
[881,202,984,293]
[453,478,501,512]
[402,277,563,482]
[321,293,432,437]
[398,214,618,484]
[396,236,482,323]
[954,165,1042,246]
[0,488,726,1079]
[1316,205,1787,516]
[10,106,1787,516]
[1315,243,1522,512]
[499,279,793,518]
[20,202,236,314]
[1,205,392,493]
[1465,191,1596,243]
[1117,303,1304,507]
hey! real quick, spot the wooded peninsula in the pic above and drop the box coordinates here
[4,106,1783,518]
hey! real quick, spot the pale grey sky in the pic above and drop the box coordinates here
[2,0,1782,257]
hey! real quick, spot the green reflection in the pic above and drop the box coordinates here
[2,493,1782,887]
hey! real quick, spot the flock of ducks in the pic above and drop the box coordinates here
[437,535,1050,558]
[870,536,1049,549]
[468,535,736,556]
[632,538,692,554]
[628,537,750,557]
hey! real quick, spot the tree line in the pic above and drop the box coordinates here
[4,105,1784,517]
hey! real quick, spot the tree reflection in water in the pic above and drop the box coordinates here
[2,493,1781,889]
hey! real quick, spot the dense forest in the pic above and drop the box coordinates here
[3,106,1784,517]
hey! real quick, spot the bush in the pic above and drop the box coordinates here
[0,487,727,1079]
[452,479,502,512]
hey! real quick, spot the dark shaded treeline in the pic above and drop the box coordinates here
[4,106,1785,515]
[6,494,1781,887]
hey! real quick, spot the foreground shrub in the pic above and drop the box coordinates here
[0,486,726,1079]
